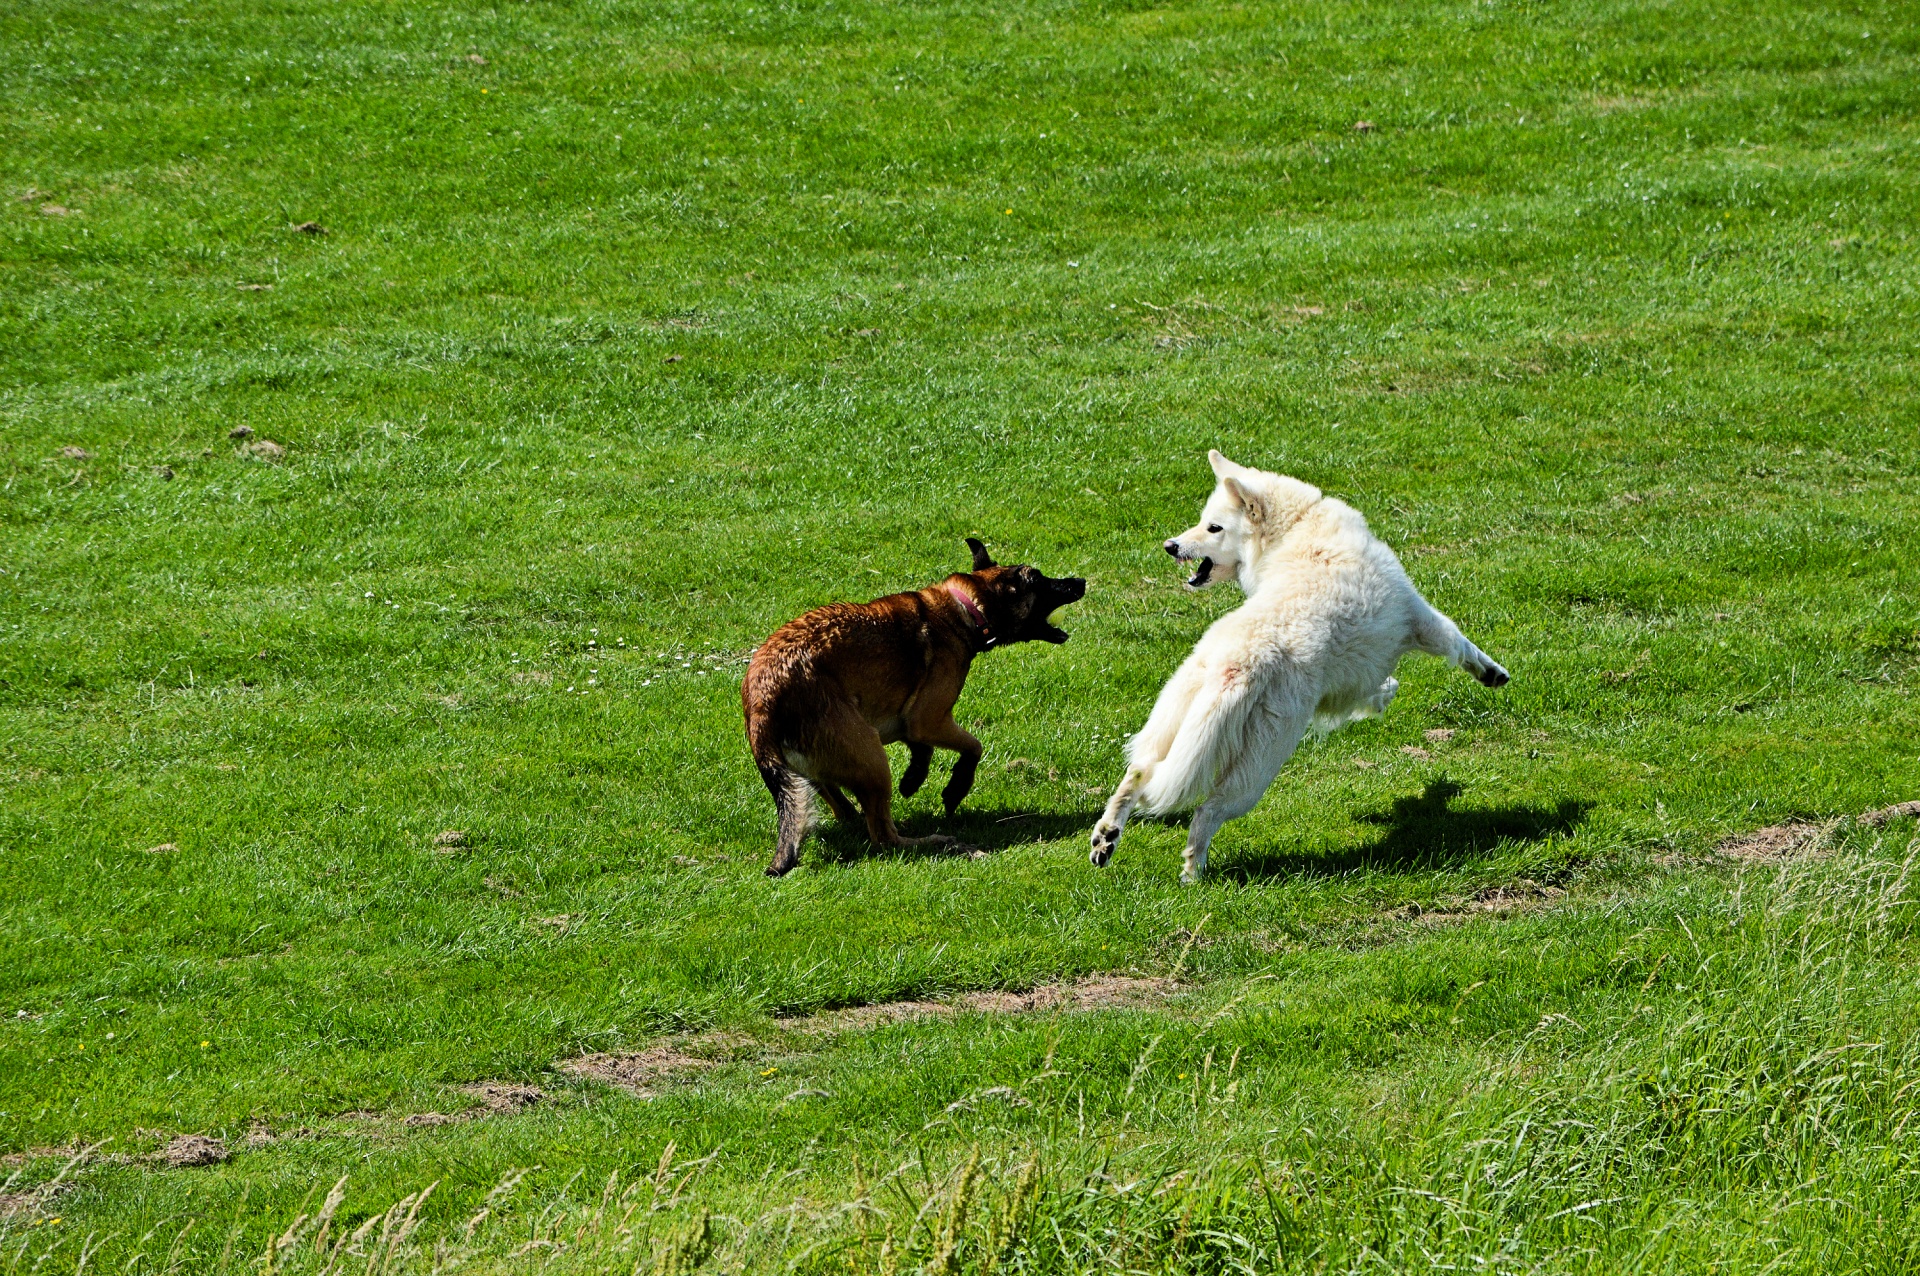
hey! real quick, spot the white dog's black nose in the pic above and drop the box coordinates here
[1163,539,1181,557]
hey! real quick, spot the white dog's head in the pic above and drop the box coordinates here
[1163,450,1323,590]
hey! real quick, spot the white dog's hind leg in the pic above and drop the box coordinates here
[1180,802,1232,885]
[1177,716,1308,884]
[1413,603,1509,688]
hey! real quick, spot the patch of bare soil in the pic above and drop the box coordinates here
[1709,800,1918,864]
[402,1112,462,1128]
[162,1134,228,1167]
[1715,823,1821,862]
[784,975,1178,1033]
[462,1083,546,1113]
[1385,881,1567,925]
[1860,800,1920,828]
[560,1042,731,1095]
[243,1124,280,1149]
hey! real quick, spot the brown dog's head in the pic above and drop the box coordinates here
[954,538,1087,646]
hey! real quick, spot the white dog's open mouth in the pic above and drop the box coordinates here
[1185,556,1214,589]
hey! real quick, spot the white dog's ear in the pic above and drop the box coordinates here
[1222,475,1265,523]
[1207,449,1243,478]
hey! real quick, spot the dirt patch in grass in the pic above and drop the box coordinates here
[560,1043,731,1095]
[1702,800,1916,865]
[371,1083,550,1129]
[1715,823,1822,862]
[0,1191,47,1219]
[784,974,1178,1033]
[1384,881,1568,926]
[462,1083,547,1113]
[559,981,1178,1093]
[161,1134,228,1167]
[1860,800,1920,828]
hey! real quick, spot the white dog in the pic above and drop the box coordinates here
[1090,451,1510,883]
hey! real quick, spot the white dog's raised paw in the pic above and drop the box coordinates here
[1089,823,1120,867]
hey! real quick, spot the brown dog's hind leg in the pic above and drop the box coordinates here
[898,744,932,798]
[812,781,860,824]
[803,709,952,850]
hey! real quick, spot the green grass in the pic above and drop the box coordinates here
[4,0,1920,1268]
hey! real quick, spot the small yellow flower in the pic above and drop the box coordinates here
[761,1067,777,1077]
[77,1042,84,1050]
[1004,208,1013,215]
[201,1040,210,1048]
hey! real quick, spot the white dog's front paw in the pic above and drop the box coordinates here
[1089,822,1120,868]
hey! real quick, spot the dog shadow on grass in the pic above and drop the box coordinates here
[1216,778,1591,883]
[809,808,1094,868]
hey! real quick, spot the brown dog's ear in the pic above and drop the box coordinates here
[1222,476,1266,524]
[966,538,995,571]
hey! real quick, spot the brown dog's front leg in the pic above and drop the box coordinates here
[899,743,932,797]
[812,781,860,824]
[911,717,983,817]
[943,753,980,816]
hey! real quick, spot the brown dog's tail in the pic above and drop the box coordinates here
[758,760,810,877]
[744,645,814,876]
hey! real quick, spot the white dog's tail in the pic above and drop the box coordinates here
[1132,670,1258,814]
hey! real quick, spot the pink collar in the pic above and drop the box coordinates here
[946,581,992,643]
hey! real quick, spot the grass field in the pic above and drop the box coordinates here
[5,0,1920,1269]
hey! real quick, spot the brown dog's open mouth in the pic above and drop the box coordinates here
[1029,576,1087,643]
[1185,557,1214,589]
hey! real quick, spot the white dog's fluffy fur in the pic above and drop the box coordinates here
[1090,451,1510,883]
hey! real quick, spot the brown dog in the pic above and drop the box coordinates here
[743,539,1086,876]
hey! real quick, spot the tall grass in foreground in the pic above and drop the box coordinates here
[8,836,1917,1275]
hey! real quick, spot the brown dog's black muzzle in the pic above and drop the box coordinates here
[1029,575,1087,643]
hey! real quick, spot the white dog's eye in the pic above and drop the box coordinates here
[1206,524,1223,534]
